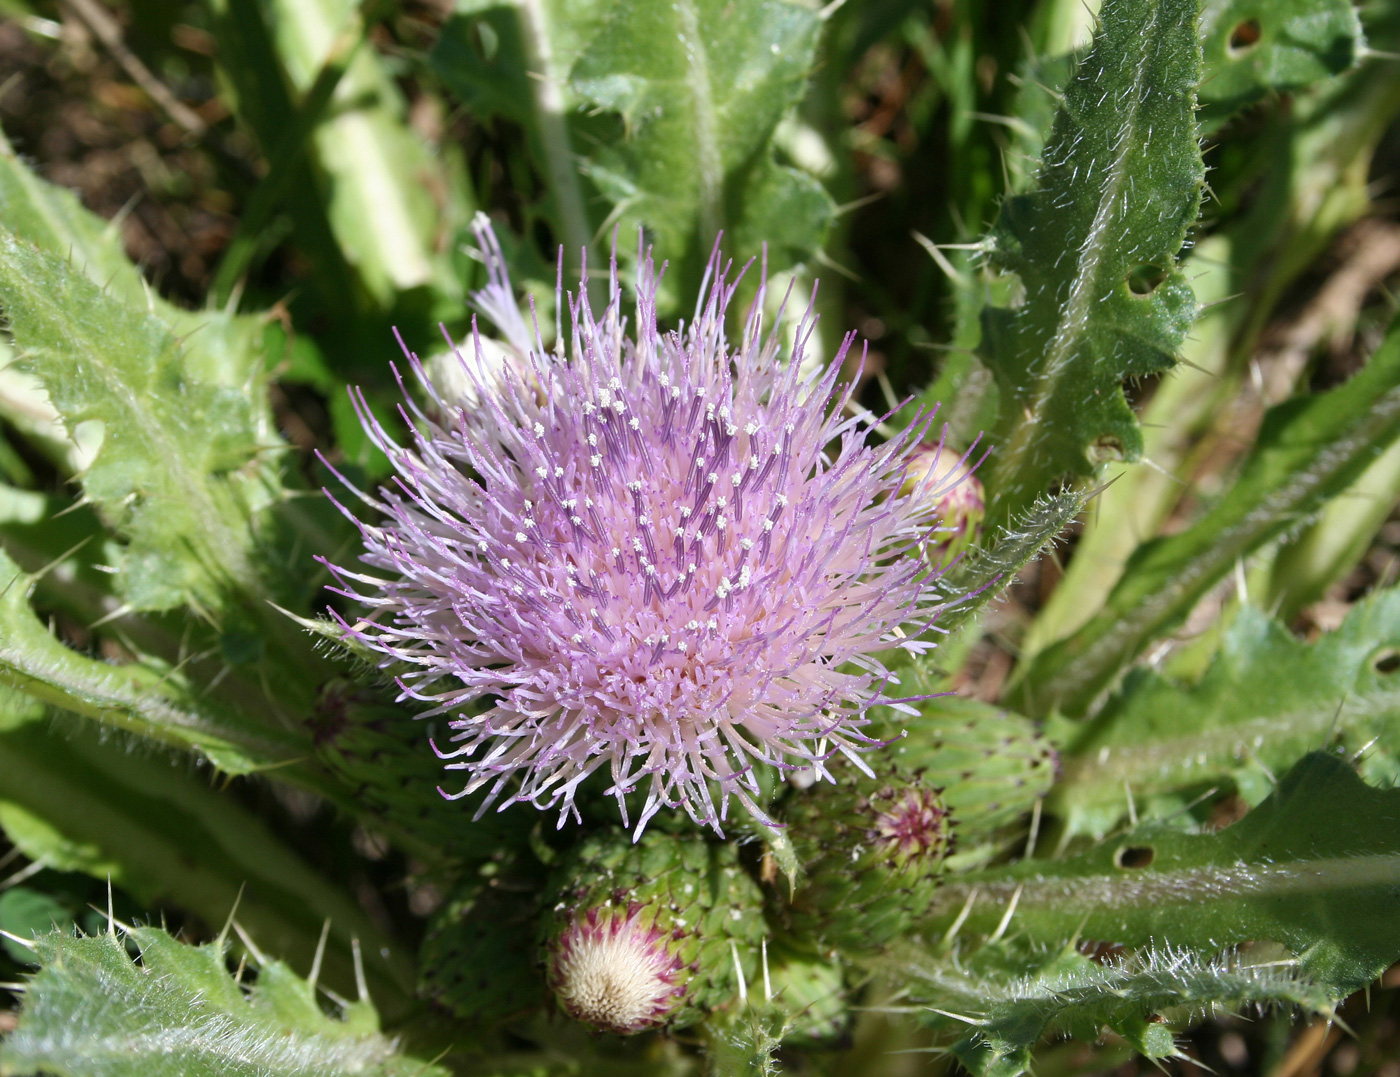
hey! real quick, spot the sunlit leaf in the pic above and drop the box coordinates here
[0,924,447,1077]
[979,0,1204,524]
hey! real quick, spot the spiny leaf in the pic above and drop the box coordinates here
[0,230,277,612]
[0,699,411,1008]
[925,752,1400,995]
[930,487,1087,635]
[0,127,147,308]
[432,0,834,308]
[0,548,299,773]
[0,924,448,1077]
[1049,587,1400,838]
[704,1003,788,1077]
[0,120,282,392]
[1199,0,1365,126]
[570,0,831,292]
[910,941,1336,1077]
[1016,312,1400,716]
[980,0,1204,525]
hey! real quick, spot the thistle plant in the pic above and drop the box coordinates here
[1,0,1399,1074]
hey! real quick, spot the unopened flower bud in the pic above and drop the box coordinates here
[884,696,1059,843]
[542,830,765,1033]
[900,444,984,567]
[425,334,523,411]
[782,765,952,954]
[549,901,690,1034]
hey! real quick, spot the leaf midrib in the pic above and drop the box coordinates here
[675,0,722,243]
[4,234,255,592]
[991,7,1162,499]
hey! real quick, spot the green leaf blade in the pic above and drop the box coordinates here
[1018,312,1400,715]
[1199,0,1365,125]
[981,0,1205,523]
[1049,589,1400,838]
[0,926,447,1077]
[0,550,299,773]
[570,0,831,285]
[0,230,270,611]
[926,754,1400,993]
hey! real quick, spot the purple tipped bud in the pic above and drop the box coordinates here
[781,765,952,954]
[541,830,766,1032]
[549,904,690,1034]
[900,443,984,567]
[871,785,951,863]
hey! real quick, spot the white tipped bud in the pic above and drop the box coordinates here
[549,905,689,1034]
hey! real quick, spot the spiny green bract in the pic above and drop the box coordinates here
[880,694,1059,847]
[780,763,952,955]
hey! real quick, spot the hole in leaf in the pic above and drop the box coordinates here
[1373,648,1400,674]
[1228,19,1262,54]
[1089,434,1124,463]
[1115,845,1155,869]
[471,19,500,62]
[1127,264,1169,296]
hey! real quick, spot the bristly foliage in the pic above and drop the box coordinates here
[912,941,1337,1077]
[1,0,1399,1073]
[1051,588,1400,839]
[979,0,1205,525]
[1017,313,1400,716]
[0,230,280,614]
[908,753,1400,1077]
[0,923,448,1077]
[923,753,1400,993]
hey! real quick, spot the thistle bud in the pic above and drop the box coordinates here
[542,830,765,1034]
[425,333,525,411]
[419,859,546,1024]
[887,697,1058,844]
[309,680,530,862]
[782,765,952,955]
[900,443,984,567]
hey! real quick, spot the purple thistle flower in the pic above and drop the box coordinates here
[321,222,972,835]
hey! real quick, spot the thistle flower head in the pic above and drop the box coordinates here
[870,785,950,864]
[322,221,969,834]
[549,903,690,1034]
